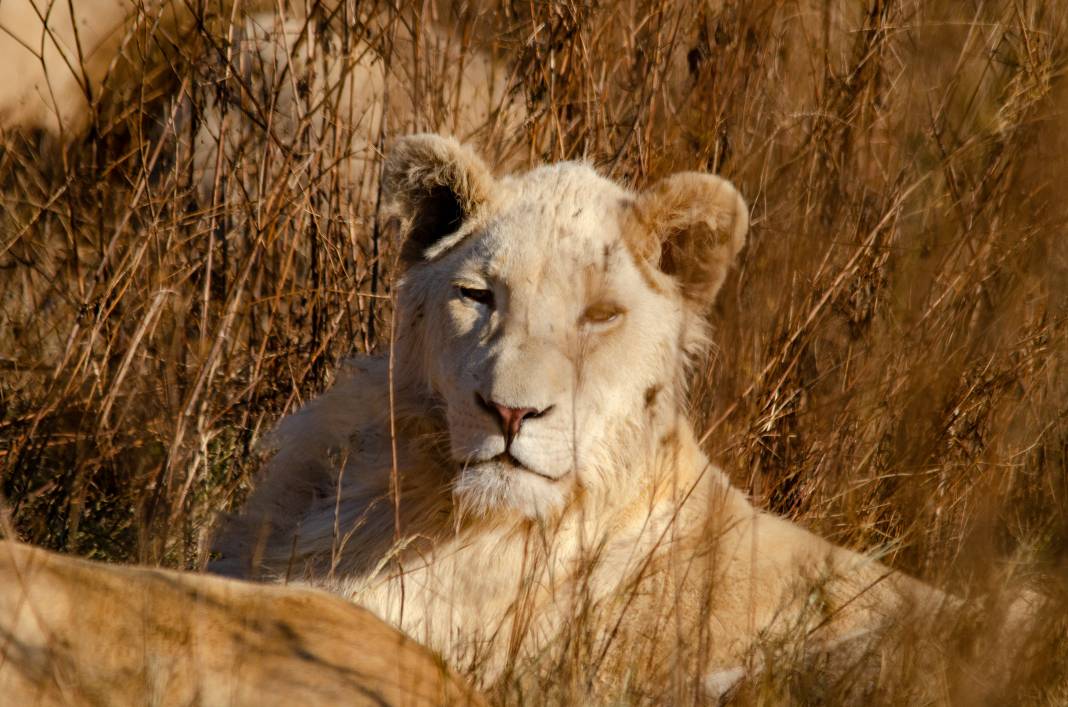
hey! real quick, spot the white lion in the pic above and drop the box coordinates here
[212,134,949,697]
[0,2,521,174]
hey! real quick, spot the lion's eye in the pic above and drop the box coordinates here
[458,286,495,308]
[581,303,624,326]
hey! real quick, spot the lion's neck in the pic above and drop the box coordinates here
[326,411,741,672]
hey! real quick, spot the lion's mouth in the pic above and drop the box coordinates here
[490,452,566,483]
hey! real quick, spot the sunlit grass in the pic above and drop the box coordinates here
[1,0,1066,703]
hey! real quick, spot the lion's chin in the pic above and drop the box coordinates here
[452,456,569,519]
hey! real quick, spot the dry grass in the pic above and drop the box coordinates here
[1,0,1066,703]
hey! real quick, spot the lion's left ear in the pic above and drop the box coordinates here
[631,173,749,308]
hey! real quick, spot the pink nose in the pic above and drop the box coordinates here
[492,403,538,444]
[477,395,549,445]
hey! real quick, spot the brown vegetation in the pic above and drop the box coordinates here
[1,0,1066,703]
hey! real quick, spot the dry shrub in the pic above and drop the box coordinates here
[1,0,1066,703]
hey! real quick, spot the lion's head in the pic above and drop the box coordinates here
[385,135,748,519]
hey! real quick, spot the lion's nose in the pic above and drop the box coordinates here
[476,394,552,445]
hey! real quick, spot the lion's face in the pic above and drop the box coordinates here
[411,166,690,517]
[386,136,748,519]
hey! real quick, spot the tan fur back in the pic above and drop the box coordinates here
[0,541,484,706]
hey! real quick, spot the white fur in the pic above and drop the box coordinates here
[213,136,940,692]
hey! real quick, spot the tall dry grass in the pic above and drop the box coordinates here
[1,0,1066,703]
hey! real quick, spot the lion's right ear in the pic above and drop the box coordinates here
[382,134,496,265]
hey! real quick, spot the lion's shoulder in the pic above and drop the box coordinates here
[212,355,394,577]
[261,355,391,460]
